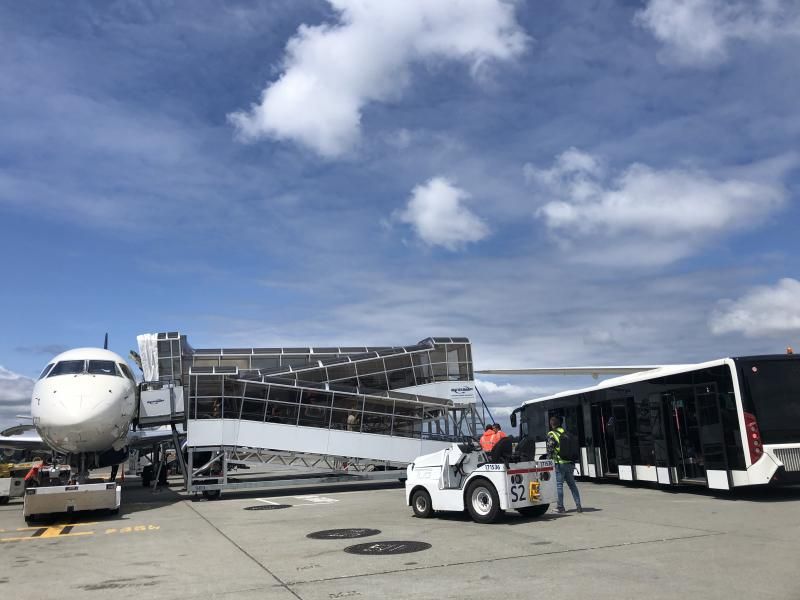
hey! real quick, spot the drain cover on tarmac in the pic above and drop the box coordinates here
[307,528,381,540]
[244,504,292,511]
[343,541,431,555]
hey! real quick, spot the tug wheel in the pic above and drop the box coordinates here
[411,489,433,518]
[465,479,502,524]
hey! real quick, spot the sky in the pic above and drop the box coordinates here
[2,0,800,430]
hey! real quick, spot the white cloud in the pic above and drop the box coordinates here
[710,278,800,338]
[228,0,527,157]
[635,0,800,66]
[0,366,34,429]
[526,148,788,265]
[395,177,490,250]
[476,379,547,402]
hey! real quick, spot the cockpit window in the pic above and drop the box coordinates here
[118,363,135,381]
[88,360,119,376]
[38,363,54,380]
[48,360,85,377]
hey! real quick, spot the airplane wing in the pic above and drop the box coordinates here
[476,366,666,379]
[127,426,183,450]
[0,425,49,453]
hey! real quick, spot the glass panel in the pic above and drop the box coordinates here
[220,357,249,369]
[327,364,356,381]
[118,363,135,380]
[739,358,800,444]
[356,359,385,375]
[429,348,446,364]
[412,352,431,367]
[387,368,416,389]
[298,391,332,428]
[414,365,433,385]
[38,363,54,380]
[359,373,388,391]
[384,355,412,371]
[241,399,265,421]
[283,356,311,368]
[48,360,84,377]
[268,385,299,403]
[251,357,281,370]
[193,357,219,368]
[194,377,222,397]
[432,362,448,381]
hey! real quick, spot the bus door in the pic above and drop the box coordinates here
[591,402,617,477]
[610,399,634,480]
[693,382,730,489]
[649,394,673,484]
[667,388,705,483]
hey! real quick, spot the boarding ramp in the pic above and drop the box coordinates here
[136,331,487,496]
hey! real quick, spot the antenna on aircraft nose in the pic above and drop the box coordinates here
[104,333,108,350]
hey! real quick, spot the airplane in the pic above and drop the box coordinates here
[0,344,175,485]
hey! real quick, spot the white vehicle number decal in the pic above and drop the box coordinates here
[484,464,502,471]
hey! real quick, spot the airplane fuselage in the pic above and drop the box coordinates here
[30,348,137,455]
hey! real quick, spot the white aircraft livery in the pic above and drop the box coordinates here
[31,348,137,455]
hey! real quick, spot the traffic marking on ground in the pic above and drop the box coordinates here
[0,522,160,542]
[255,494,340,507]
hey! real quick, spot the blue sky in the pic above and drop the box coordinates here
[2,0,799,427]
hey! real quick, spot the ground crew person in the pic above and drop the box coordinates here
[491,423,507,445]
[547,415,582,513]
[479,424,495,451]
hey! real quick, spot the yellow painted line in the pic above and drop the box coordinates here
[1,531,94,543]
[0,522,159,542]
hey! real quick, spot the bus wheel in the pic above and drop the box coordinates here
[466,479,501,524]
[411,489,433,518]
[517,504,549,517]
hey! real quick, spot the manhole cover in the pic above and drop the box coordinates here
[307,528,381,540]
[344,541,431,555]
[244,504,292,511]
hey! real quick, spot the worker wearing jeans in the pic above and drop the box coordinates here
[547,415,582,513]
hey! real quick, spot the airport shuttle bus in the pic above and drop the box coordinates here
[513,354,800,490]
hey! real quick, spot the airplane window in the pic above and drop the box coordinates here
[88,360,119,376]
[118,363,135,381]
[38,363,54,380]
[48,360,85,377]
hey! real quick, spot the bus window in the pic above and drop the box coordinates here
[739,358,800,444]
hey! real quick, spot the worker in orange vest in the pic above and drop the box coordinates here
[491,423,508,445]
[479,424,496,451]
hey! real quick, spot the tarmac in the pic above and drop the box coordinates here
[1,476,799,600]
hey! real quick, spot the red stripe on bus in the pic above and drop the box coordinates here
[507,467,553,475]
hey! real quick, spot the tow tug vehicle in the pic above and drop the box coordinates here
[405,439,556,523]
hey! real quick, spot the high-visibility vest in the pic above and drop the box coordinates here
[548,427,570,464]
[479,431,495,451]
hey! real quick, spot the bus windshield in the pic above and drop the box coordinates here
[738,357,800,444]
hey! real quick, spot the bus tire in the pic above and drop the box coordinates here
[517,504,549,517]
[465,479,502,524]
[411,489,433,518]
